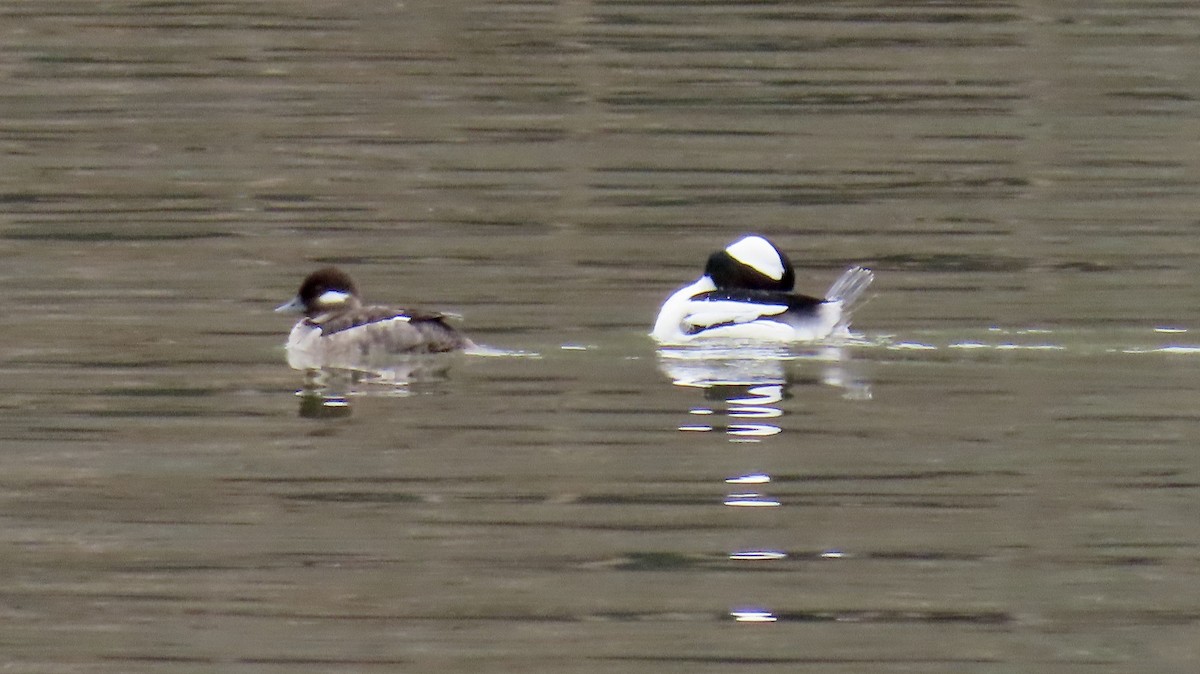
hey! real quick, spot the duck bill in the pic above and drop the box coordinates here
[275,296,305,314]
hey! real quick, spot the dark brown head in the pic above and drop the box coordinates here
[276,266,363,317]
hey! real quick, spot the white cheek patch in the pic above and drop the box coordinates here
[726,236,785,281]
[317,290,351,305]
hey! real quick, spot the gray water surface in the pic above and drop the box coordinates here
[3,2,1200,672]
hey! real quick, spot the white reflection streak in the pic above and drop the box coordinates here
[727,384,784,405]
[1123,345,1200,355]
[731,609,777,623]
[950,341,1064,351]
[729,550,787,561]
[727,406,782,419]
[723,492,781,507]
[727,424,781,437]
[725,473,770,484]
[889,341,937,350]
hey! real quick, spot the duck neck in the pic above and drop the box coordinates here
[651,276,715,342]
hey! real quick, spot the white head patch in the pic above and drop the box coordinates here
[317,290,352,305]
[725,236,785,281]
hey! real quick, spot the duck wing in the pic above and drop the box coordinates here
[684,290,824,335]
[308,305,470,354]
[314,307,406,336]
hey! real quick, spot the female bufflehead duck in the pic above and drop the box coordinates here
[651,235,873,344]
[276,267,473,368]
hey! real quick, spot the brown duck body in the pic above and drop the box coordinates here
[277,267,473,370]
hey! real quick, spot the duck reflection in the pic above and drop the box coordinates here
[658,344,870,440]
[658,344,871,622]
[291,356,456,418]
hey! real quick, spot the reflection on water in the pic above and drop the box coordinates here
[728,550,786,561]
[878,326,1200,358]
[722,491,781,508]
[290,359,446,417]
[297,390,352,419]
[730,608,777,623]
[288,346,538,416]
[658,343,876,623]
[725,473,770,485]
[658,343,872,439]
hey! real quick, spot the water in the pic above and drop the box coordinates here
[3,1,1200,671]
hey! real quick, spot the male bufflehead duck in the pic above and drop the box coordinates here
[276,267,473,369]
[651,235,873,344]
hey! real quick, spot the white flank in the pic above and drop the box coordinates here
[684,300,788,330]
[725,236,785,281]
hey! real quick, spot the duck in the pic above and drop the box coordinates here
[275,267,474,370]
[651,234,873,344]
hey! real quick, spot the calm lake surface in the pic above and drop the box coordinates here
[3,1,1200,672]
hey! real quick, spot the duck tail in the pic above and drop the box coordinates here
[825,266,874,310]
